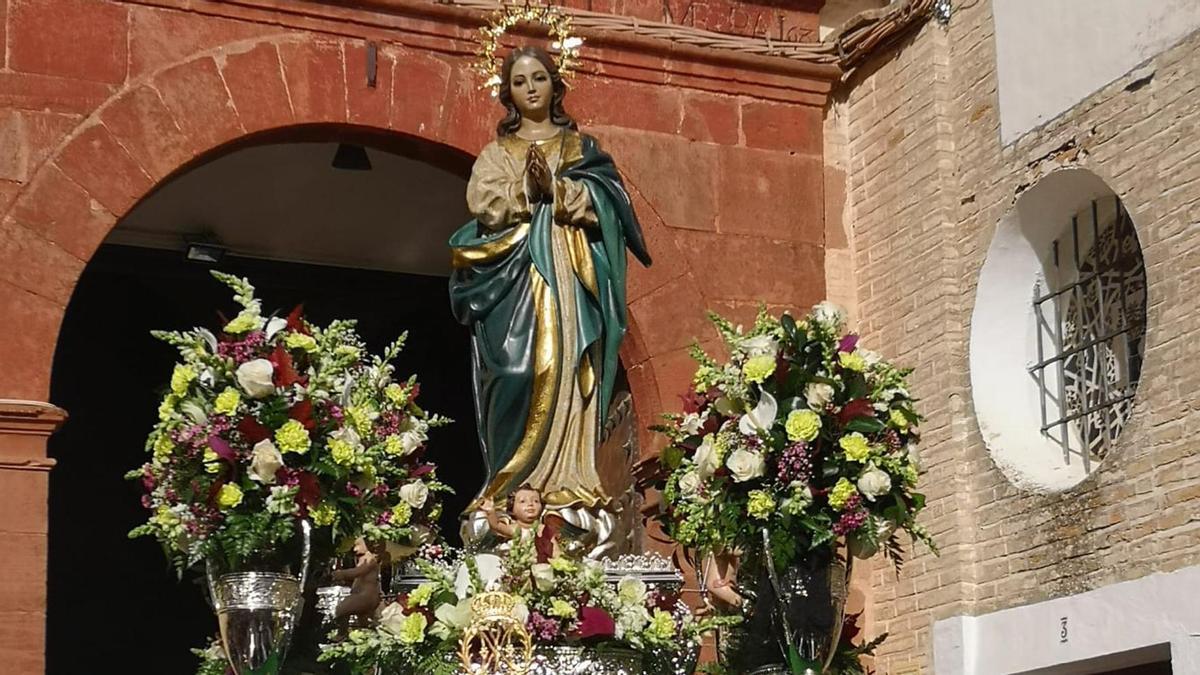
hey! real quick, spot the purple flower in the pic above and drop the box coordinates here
[837,334,859,353]
[527,612,561,642]
[776,443,813,484]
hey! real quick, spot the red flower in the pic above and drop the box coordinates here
[295,471,321,514]
[236,416,271,444]
[574,607,616,640]
[270,344,304,388]
[286,304,308,334]
[208,435,237,462]
[837,399,875,426]
[288,399,316,430]
[838,334,860,353]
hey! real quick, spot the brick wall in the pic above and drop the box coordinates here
[830,3,1200,671]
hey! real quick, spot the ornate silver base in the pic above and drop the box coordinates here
[210,571,302,675]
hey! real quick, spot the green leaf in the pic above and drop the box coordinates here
[845,417,885,434]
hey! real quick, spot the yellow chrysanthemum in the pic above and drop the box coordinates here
[275,420,311,455]
[742,355,776,385]
[217,483,244,510]
[649,609,677,640]
[889,408,909,430]
[284,333,318,352]
[839,351,866,372]
[170,365,197,396]
[747,490,775,520]
[329,438,356,466]
[828,477,857,510]
[839,433,873,462]
[785,409,821,442]
[214,388,241,416]
[549,599,576,618]
[391,502,413,526]
[311,503,337,526]
[385,383,409,407]
[345,406,372,437]
[383,435,404,456]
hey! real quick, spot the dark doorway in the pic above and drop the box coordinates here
[46,244,480,673]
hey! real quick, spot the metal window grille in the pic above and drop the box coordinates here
[1031,197,1147,471]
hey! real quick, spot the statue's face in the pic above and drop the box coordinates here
[509,55,553,119]
[511,488,542,524]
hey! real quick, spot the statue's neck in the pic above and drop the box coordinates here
[516,117,562,141]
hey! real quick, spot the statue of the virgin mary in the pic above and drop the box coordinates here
[448,44,651,545]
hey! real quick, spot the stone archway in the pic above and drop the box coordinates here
[0,31,677,671]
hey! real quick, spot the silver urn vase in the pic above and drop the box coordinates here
[207,520,312,674]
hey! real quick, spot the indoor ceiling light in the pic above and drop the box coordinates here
[332,143,372,171]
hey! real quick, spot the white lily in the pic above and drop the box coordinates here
[738,389,778,436]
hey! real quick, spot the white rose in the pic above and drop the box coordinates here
[693,436,720,479]
[512,597,529,625]
[615,605,651,640]
[906,443,922,472]
[812,301,846,329]
[742,334,780,358]
[248,439,284,483]
[531,563,555,591]
[805,383,835,410]
[617,576,647,606]
[434,598,474,630]
[856,463,893,501]
[678,471,702,497]
[379,603,407,635]
[235,359,275,399]
[726,448,766,483]
[859,348,882,367]
[400,481,430,509]
[679,413,703,436]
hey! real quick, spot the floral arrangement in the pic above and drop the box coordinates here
[318,538,735,673]
[128,272,451,571]
[654,304,934,571]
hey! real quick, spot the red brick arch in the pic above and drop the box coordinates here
[0,34,676,425]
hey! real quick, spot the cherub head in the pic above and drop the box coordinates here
[496,46,577,136]
[505,483,544,526]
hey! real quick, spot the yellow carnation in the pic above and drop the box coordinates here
[311,503,336,526]
[329,438,356,466]
[398,612,427,645]
[747,490,776,520]
[785,409,821,442]
[214,388,241,416]
[407,583,436,608]
[839,351,865,372]
[828,477,857,510]
[275,420,310,454]
[284,333,318,352]
[889,408,909,430]
[742,354,776,384]
[170,365,196,396]
[217,483,244,510]
[839,433,873,462]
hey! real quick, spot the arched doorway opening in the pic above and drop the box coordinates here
[45,125,481,673]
